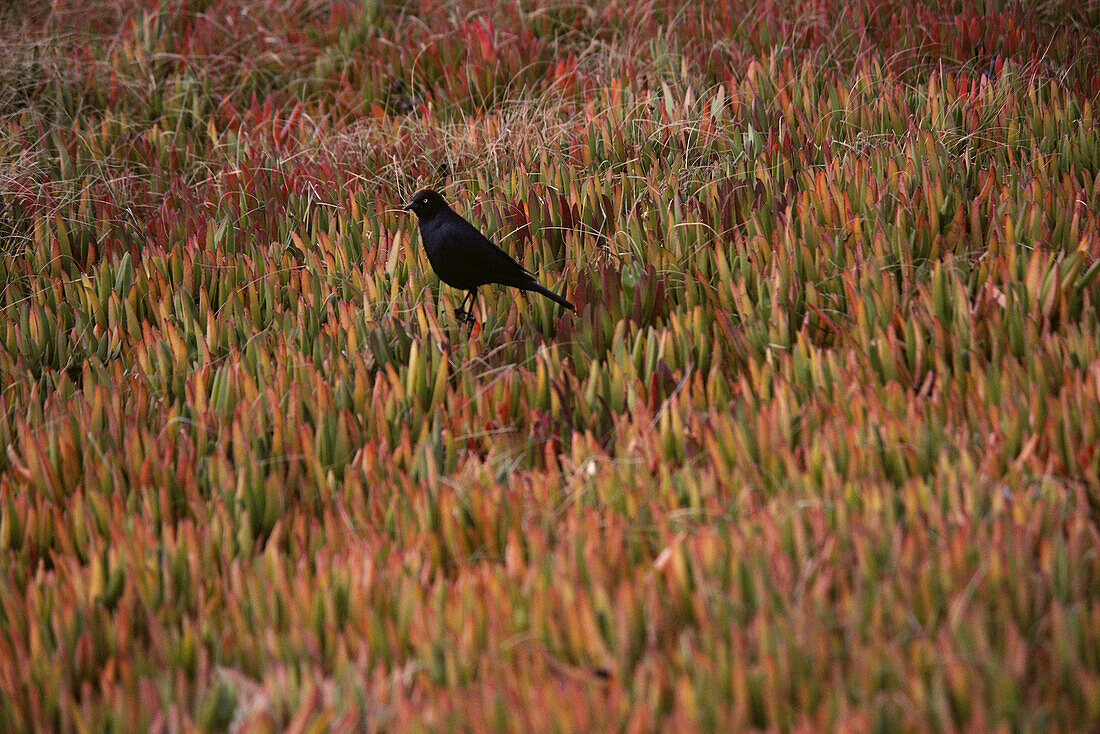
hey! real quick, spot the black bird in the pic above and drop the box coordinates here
[403,189,575,324]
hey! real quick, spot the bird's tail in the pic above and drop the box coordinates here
[527,282,575,312]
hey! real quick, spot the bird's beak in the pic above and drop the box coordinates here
[402,201,414,211]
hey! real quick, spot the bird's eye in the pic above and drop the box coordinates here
[421,198,428,204]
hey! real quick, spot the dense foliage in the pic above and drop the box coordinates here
[2,1,1099,731]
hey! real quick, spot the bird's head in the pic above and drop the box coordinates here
[402,189,448,220]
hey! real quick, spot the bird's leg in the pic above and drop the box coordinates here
[453,291,470,321]
[462,289,478,326]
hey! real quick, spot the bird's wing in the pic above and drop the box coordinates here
[440,213,533,279]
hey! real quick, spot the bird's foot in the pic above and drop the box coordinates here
[453,307,477,326]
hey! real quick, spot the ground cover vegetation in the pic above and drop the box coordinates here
[1,0,1099,731]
